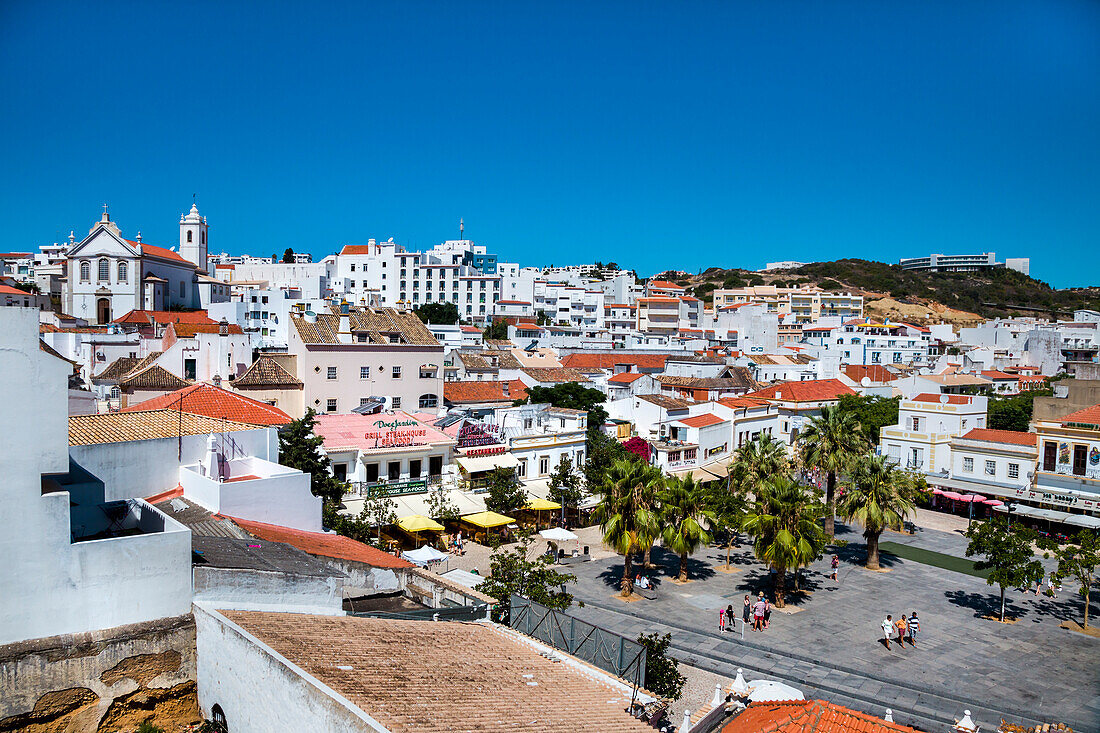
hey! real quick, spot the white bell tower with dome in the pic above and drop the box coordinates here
[179,202,209,270]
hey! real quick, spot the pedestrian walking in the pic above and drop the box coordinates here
[882,615,894,650]
[830,554,839,582]
[752,595,766,631]
[1047,573,1058,598]
[742,595,751,626]
[719,606,726,632]
[894,614,908,649]
[726,604,735,633]
[763,597,772,630]
[907,611,919,645]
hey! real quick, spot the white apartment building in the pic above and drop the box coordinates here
[636,296,702,335]
[532,280,605,329]
[711,286,863,323]
[930,429,1038,505]
[713,302,779,351]
[228,261,334,299]
[801,320,929,366]
[286,303,445,417]
[489,404,588,493]
[651,412,733,478]
[880,394,989,473]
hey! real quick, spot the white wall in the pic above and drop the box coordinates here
[180,456,322,532]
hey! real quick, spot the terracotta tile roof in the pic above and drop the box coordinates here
[748,378,855,403]
[122,382,292,425]
[291,307,440,347]
[69,409,261,446]
[521,367,591,384]
[458,350,522,370]
[656,374,758,391]
[93,356,143,381]
[637,394,694,409]
[608,372,646,384]
[113,309,216,326]
[843,365,897,384]
[120,363,191,391]
[910,393,976,405]
[218,610,652,732]
[0,251,32,258]
[561,353,670,370]
[648,280,685,290]
[229,518,412,568]
[722,700,920,733]
[39,340,77,365]
[444,380,528,403]
[0,283,29,296]
[959,428,1038,446]
[1059,403,1100,428]
[340,244,374,255]
[678,413,726,428]
[717,396,769,410]
[125,240,196,266]
[234,356,303,388]
[169,322,244,337]
[921,374,991,386]
[980,370,1018,380]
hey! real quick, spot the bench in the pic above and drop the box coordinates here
[634,585,658,600]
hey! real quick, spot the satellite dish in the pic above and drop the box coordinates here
[860,376,872,387]
[940,394,949,404]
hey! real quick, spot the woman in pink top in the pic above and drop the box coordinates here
[718,607,726,632]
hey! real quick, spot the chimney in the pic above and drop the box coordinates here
[219,317,229,337]
[502,381,510,398]
[338,300,352,343]
[203,433,221,478]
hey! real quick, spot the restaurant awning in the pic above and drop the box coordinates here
[926,475,1028,499]
[461,510,516,528]
[455,453,520,474]
[397,515,444,533]
[1061,514,1100,530]
[993,504,1072,523]
[526,498,559,511]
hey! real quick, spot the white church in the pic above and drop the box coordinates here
[63,203,226,324]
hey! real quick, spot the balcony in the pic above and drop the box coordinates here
[349,474,451,498]
[180,454,322,532]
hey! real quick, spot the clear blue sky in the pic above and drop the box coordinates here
[2,2,1098,285]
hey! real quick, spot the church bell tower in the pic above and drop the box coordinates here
[179,202,208,270]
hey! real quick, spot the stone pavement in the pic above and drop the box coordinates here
[561,519,1100,733]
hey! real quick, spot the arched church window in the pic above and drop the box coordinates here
[201,230,206,244]
[98,258,110,282]
[187,231,193,243]
[80,261,90,281]
[118,261,128,282]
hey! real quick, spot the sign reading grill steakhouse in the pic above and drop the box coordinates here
[364,418,428,447]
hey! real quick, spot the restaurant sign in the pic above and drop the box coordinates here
[364,418,428,447]
[457,421,504,449]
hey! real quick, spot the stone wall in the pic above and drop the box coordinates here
[0,614,200,732]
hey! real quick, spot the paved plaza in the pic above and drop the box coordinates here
[551,511,1100,733]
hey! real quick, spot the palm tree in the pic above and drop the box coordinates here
[729,432,790,495]
[741,476,826,607]
[799,405,867,539]
[660,474,716,581]
[592,459,662,597]
[837,454,916,570]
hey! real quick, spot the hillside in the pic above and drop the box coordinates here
[669,259,1100,325]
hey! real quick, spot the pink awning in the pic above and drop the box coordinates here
[932,488,945,495]
[982,499,1004,506]
[941,491,963,500]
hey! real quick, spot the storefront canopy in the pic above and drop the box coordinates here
[526,498,560,511]
[397,515,444,533]
[993,504,1072,523]
[1061,514,1100,530]
[455,453,520,474]
[461,510,516,528]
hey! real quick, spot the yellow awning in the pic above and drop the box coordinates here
[461,510,515,528]
[397,514,445,532]
[526,498,560,511]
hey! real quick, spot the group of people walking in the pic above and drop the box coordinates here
[718,594,773,633]
[881,612,920,650]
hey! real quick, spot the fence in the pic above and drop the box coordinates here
[348,603,490,622]
[508,595,646,687]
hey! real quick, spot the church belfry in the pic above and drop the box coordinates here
[179,202,208,269]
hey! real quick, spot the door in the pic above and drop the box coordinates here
[1073,445,1087,476]
[365,462,379,483]
[409,459,422,479]
[388,461,401,480]
[429,455,443,476]
[1043,442,1056,472]
[96,297,111,324]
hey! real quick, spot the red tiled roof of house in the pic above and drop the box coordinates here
[980,370,1018,380]
[1059,403,1100,427]
[561,352,670,370]
[959,428,1038,446]
[1018,375,1048,383]
[122,382,292,425]
[748,379,855,403]
[0,252,32,258]
[229,518,412,569]
[169,322,245,337]
[443,380,528,404]
[0,284,28,295]
[717,396,769,410]
[722,700,921,733]
[638,296,680,303]
[340,244,374,255]
[114,309,217,325]
[648,280,685,290]
[125,240,195,266]
[910,393,976,405]
[678,413,726,428]
[843,364,896,384]
[608,371,646,384]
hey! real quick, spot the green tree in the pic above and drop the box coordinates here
[483,318,510,340]
[837,454,915,570]
[729,432,790,494]
[583,429,630,488]
[660,474,715,581]
[484,467,527,514]
[321,494,396,548]
[425,482,461,522]
[636,632,686,701]
[522,383,609,430]
[741,476,826,606]
[281,247,295,263]
[547,455,585,510]
[414,302,460,324]
[535,310,552,326]
[799,405,867,538]
[835,394,900,446]
[279,408,347,505]
[987,390,1051,432]
[478,535,576,622]
[706,479,747,570]
[592,459,663,597]
[1051,531,1100,628]
[965,517,1045,622]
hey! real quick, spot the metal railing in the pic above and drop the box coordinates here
[509,595,646,687]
